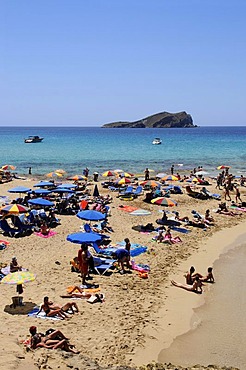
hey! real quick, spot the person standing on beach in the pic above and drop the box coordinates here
[171,164,174,175]
[144,168,149,181]
[78,243,89,285]
[28,167,32,175]
[235,186,242,204]
[124,238,131,265]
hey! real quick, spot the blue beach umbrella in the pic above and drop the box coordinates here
[28,198,54,207]
[67,232,103,244]
[31,189,51,195]
[51,188,75,194]
[33,181,54,188]
[57,184,77,189]
[8,186,31,194]
[76,210,106,221]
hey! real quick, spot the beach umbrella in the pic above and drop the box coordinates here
[151,197,177,207]
[161,175,179,181]
[217,165,231,170]
[156,173,167,178]
[93,184,100,197]
[118,172,134,178]
[55,169,67,174]
[1,204,29,214]
[1,165,16,171]
[129,209,152,216]
[1,271,36,285]
[8,186,31,194]
[195,171,209,176]
[50,188,75,194]
[67,232,103,244]
[192,177,199,183]
[28,198,54,207]
[31,189,51,195]
[76,210,106,221]
[140,180,160,188]
[57,183,77,189]
[33,181,54,187]
[46,171,63,178]
[117,177,131,185]
[113,169,123,173]
[67,175,87,181]
[102,171,115,177]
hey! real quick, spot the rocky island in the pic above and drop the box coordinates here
[102,111,196,128]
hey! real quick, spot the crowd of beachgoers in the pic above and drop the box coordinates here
[0,165,245,369]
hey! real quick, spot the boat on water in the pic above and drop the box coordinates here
[152,137,162,145]
[24,136,44,143]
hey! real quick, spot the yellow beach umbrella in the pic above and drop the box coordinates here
[46,171,63,178]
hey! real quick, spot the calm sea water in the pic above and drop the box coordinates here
[1,126,246,176]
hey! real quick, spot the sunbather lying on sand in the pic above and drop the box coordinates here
[171,276,203,294]
[60,286,92,299]
[29,326,79,353]
[37,296,79,318]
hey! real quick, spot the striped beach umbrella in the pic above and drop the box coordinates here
[161,175,179,181]
[55,169,67,174]
[1,271,36,285]
[1,165,16,171]
[67,175,87,181]
[140,180,160,188]
[117,177,132,185]
[46,171,63,178]
[102,171,115,177]
[151,197,177,207]
[0,204,29,214]
[217,165,231,170]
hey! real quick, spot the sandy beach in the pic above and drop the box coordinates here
[0,175,245,370]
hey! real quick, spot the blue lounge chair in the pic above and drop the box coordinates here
[132,186,143,197]
[119,186,134,196]
[0,219,23,237]
[93,256,116,275]
[12,216,34,232]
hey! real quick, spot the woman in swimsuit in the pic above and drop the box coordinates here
[37,297,69,319]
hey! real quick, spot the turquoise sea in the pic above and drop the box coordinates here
[1,126,246,176]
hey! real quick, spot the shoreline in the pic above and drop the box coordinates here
[131,220,246,366]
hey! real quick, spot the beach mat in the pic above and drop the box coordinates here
[118,205,138,213]
[171,226,191,234]
[28,306,62,320]
[34,230,57,238]
[115,241,148,256]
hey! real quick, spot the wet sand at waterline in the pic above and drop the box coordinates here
[159,241,246,369]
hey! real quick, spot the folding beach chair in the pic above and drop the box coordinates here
[93,257,115,275]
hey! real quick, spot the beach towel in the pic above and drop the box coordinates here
[118,205,138,213]
[131,260,150,273]
[115,241,148,257]
[34,230,57,238]
[171,226,190,234]
[28,306,62,320]
[66,286,100,294]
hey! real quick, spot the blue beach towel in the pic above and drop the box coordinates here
[116,241,148,257]
[28,306,62,320]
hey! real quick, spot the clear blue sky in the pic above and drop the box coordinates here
[1,0,245,126]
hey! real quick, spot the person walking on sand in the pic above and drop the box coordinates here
[224,184,231,201]
[235,186,242,204]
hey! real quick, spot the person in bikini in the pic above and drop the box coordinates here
[171,275,203,294]
[37,296,79,318]
[29,326,79,353]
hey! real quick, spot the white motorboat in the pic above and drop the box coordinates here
[152,137,162,145]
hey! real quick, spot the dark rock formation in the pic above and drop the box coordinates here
[102,111,196,128]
